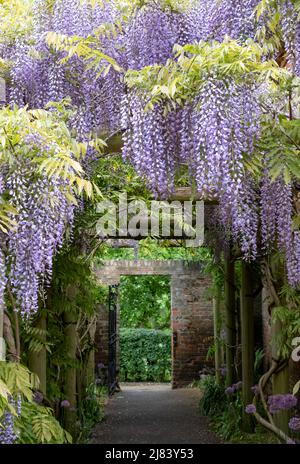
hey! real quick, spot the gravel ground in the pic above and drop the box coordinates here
[90,383,221,444]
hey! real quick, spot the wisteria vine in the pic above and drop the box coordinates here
[1,0,300,305]
[1,0,300,441]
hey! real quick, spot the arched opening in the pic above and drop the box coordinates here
[95,259,214,392]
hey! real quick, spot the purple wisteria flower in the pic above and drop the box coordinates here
[33,391,44,404]
[1,0,300,324]
[286,438,296,444]
[233,381,243,391]
[225,386,235,395]
[225,381,243,395]
[245,404,256,414]
[0,412,17,444]
[219,367,227,377]
[251,385,259,395]
[60,399,70,408]
[0,397,21,444]
[289,416,300,431]
[268,394,298,413]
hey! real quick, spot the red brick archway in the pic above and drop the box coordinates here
[94,260,213,388]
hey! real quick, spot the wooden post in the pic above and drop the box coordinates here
[80,317,96,399]
[0,77,6,360]
[268,256,290,435]
[240,261,255,433]
[271,319,290,435]
[3,313,17,361]
[224,247,236,386]
[86,317,96,386]
[63,308,77,437]
[86,349,95,386]
[213,287,222,385]
[0,302,6,361]
[28,313,47,394]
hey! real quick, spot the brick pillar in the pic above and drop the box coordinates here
[95,303,109,378]
[171,272,213,388]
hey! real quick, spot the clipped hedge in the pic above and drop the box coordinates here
[119,328,171,382]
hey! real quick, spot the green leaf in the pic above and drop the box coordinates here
[293,380,300,396]
[0,378,11,401]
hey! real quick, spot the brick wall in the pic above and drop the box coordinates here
[95,260,213,388]
[171,272,213,387]
[95,304,109,369]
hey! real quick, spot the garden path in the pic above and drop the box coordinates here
[90,383,221,444]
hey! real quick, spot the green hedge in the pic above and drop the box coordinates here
[119,328,171,382]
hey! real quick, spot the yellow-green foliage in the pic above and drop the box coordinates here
[125,38,289,108]
[15,402,72,444]
[0,0,34,44]
[0,103,104,233]
[46,30,122,77]
[0,362,72,444]
[0,362,36,417]
[84,0,192,14]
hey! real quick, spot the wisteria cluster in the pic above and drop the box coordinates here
[123,4,179,70]
[0,396,21,445]
[120,0,300,285]
[289,416,300,432]
[6,164,74,316]
[280,0,300,75]
[225,381,243,395]
[267,394,298,413]
[0,246,6,310]
[261,173,300,286]
[121,93,180,197]
[1,0,300,324]
[0,0,121,318]
[245,403,256,414]
[122,77,261,258]
[181,0,259,43]
[8,0,123,136]
[0,411,17,444]
[61,399,71,408]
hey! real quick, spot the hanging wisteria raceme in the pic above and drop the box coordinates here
[6,161,74,317]
[179,0,260,44]
[260,169,300,286]
[0,396,21,445]
[121,89,184,196]
[280,0,300,75]
[2,0,300,306]
[0,410,17,444]
[0,246,6,310]
[123,4,179,69]
[6,0,123,136]
[120,1,300,285]
[122,76,261,258]
[0,174,7,311]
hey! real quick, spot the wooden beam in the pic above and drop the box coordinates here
[105,134,219,204]
[240,261,255,433]
[224,247,236,386]
[168,187,218,204]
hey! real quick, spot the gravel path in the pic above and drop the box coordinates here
[90,383,221,444]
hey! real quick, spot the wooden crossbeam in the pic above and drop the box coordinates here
[105,133,219,204]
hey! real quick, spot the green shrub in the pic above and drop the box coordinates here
[199,375,242,440]
[77,384,106,443]
[120,276,171,330]
[120,328,171,382]
[199,375,227,416]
